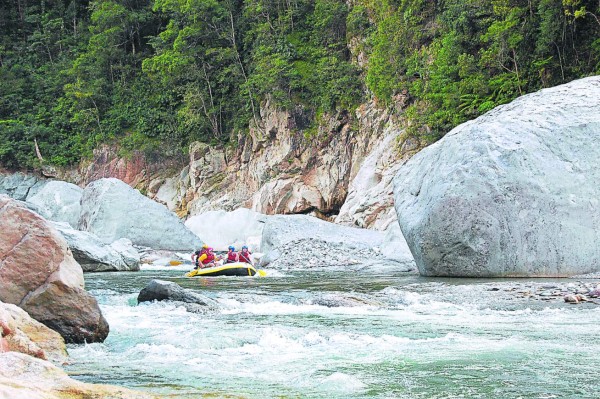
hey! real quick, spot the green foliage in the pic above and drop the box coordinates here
[361,0,600,141]
[0,0,598,168]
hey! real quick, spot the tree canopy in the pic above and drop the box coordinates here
[1,0,598,169]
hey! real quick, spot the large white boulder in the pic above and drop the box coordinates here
[185,208,267,251]
[27,181,82,227]
[50,222,140,272]
[393,76,600,277]
[78,178,202,250]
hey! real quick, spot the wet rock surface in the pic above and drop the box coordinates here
[0,301,67,365]
[138,280,217,313]
[0,352,158,399]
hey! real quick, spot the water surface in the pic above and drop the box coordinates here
[66,268,600,398]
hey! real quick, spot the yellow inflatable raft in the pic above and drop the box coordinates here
[185,262,264,277]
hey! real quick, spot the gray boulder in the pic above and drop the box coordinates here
[50,222,140,272]
[27,181,82,227]
[393,76,600,277]
[137,280,216,312]
[79,178,202,250]
[0,173,45,200]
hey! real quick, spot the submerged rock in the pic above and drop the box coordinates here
[0,352,158,399]
[26,181,82,227]
[0,301,67,365]
[0,195,109,343]
[51,221,140,272]
[138,279,216,310]
[394,76,600,277]
[79,178,202,250]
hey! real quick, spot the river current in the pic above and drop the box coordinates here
[65,266,600,398]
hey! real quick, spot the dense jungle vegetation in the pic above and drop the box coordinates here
[1,0,599,168]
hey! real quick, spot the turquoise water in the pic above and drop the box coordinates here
[66,268,600,398]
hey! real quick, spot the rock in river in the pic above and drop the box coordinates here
[394,76,600,277]
[51,221,140,272]
[0,195,109,343]
[79,178,202,250]
[138,280,216,312]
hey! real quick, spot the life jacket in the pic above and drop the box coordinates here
[200,249,215,264]
[239,251,252,264]
[227,252,237,262]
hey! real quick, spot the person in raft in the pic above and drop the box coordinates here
[238,245,253,265]
[225,246,239,264]
[192,244,219,269]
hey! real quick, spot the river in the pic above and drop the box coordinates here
[65,266,600,398]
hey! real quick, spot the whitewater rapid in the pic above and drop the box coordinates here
[66,268,600,398]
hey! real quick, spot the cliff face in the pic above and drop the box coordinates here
[45,98,416,230]
[149,96,417,229]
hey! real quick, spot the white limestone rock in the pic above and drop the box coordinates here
[27,181,82,227]
[393,76,600,277]
[79,178,202,250]
[50,222,140,272]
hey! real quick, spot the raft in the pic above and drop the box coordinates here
[185,262,258,277]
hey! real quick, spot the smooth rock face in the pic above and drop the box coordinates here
[393,76,600,277]
[0,301,67,365]
[27,181,82,227]
[51,222,140,272]
[79,178,202,250]
[138,280,215,307]
[335,128,406,231]
[0,195,109,343]
[185,208,267,251]
[0,172,45,201]
[0,352,158,399]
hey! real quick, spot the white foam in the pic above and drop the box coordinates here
[320,372,366,392]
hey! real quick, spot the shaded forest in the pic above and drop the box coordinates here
[1,0,599,168]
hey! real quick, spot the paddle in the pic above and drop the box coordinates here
[169,260,182,266]
[257,269,267,277]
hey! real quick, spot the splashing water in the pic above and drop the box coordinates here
[66,269,600,398]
